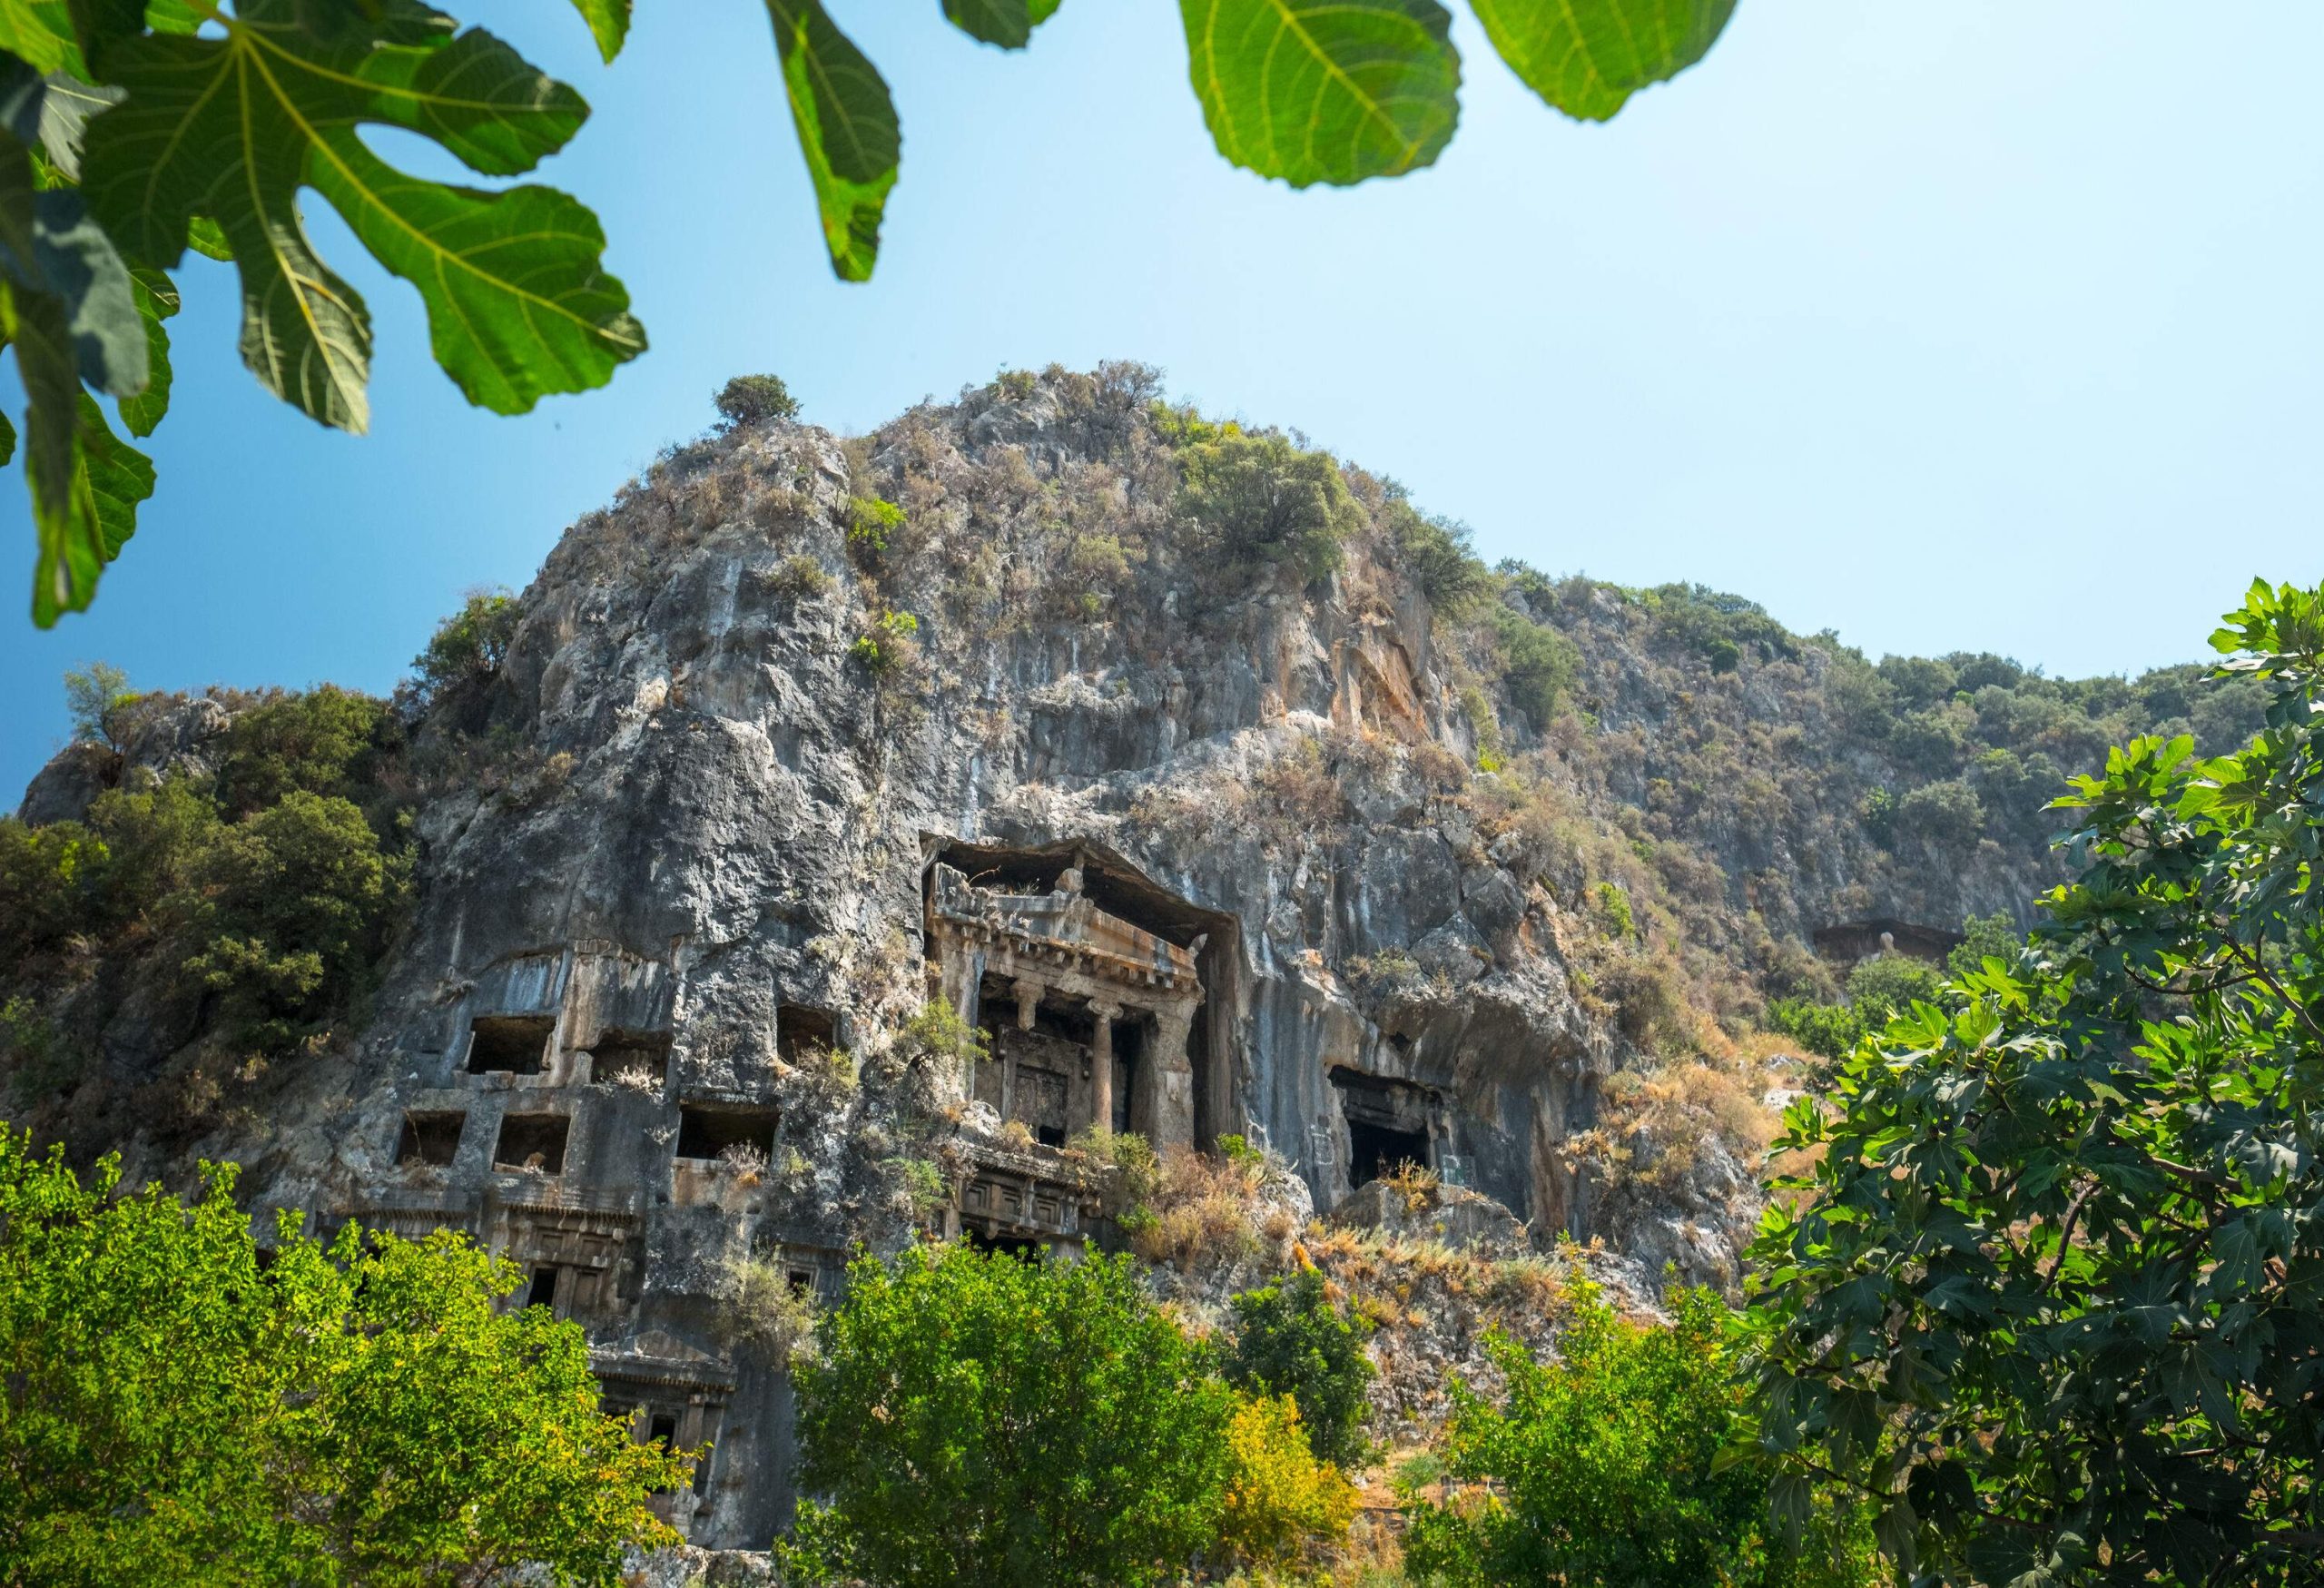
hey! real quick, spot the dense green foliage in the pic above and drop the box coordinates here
[409,590,521,709]
[0,676,411,1140]
[0,0,1732,625]
[1226,1266,1378,1468]
[1175,429,1364,581]
[1405,1285,1876,1588]
[1768,914,2021,1060]
[1491,603,1583,728]
[0,1130,687,1586]
[1750,580,2324,1583]
[788,1241,1237,1588]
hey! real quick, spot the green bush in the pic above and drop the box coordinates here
[63,661,138,748]
[1175,429,1360,582]
[1226,1267,1376,1469]
[1385,497,1489,613]
[1768,943,1949,1062]
[0,1132,688,1585]
[212,686,395,818]
[1492,605,1580,727]
[850,608,921,676]
[3,685,416,1114]
[1895,777,1985,846]
[1841,952,1942,1027]
[1765,997,1861,1062]
[787,1242,1236,1588]
[846,495,905,557]
[1590,880,1634,940]
[182,791,411,1055]
[1403,1285,1876,1588]
[0,819,104,964]
[713,373,801,429]
[1750,579,2324,1584]
[411,589,519,705]
[1944,909,2020,978]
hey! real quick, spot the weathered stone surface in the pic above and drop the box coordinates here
[1330,1179,1528,1254]
[13,368,2127,1542]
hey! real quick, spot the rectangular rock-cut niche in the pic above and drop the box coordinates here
[494,1112,570,1175]
[777,1004,837,1062]
[590,1028,672,1089]
[396,1110,465,1168]
[1331,1069,1433,1189]
[467,1014,554,1075]
[675,1103,779,1164]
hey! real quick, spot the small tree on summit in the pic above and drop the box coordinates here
[714,375,802,430]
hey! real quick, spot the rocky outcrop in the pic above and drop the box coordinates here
[10,365,2242,1547]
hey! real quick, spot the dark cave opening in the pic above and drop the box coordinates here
[1346,1119,1431,1189]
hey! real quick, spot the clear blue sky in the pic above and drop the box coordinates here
[5,3,2321,800]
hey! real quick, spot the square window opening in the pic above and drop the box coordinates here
[527,1267,558,1309]
[590,1028,671,1088]
[467,1014,553,1075]
[675,1104,779,1162]
[778,1004,837,1062]
[396,1110,465,1167]
[494,1112,570,1174]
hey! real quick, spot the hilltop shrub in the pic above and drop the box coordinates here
[1176,430,1360,582]
[63,662,138,748]
[1226,1266,1377,1468]
[1404,1286,1876,1588]
[713,373,801,429]
[0,1134,687,1586]
[787,1243,1236,1588]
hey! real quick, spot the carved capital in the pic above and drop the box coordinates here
[1011,977,1044,1030]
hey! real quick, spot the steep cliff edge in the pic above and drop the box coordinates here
[1,366,2260,1544]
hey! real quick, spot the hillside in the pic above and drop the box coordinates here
[0,365,2262,1547]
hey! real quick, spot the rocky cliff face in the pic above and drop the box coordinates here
[5,365,2258,1547]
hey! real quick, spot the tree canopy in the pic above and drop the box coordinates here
[0,0,1738,626]
[1749,578,2324,1584]
[0,1130,689,1586]
[787,1241,1240,1588]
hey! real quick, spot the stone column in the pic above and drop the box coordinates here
[1011,976,1043,1031]
[1087,1000,1121,1136]
[1144,1004,1196,1150]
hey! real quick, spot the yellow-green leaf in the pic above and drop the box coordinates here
[0,3,78,76]
[567,0,631,63]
